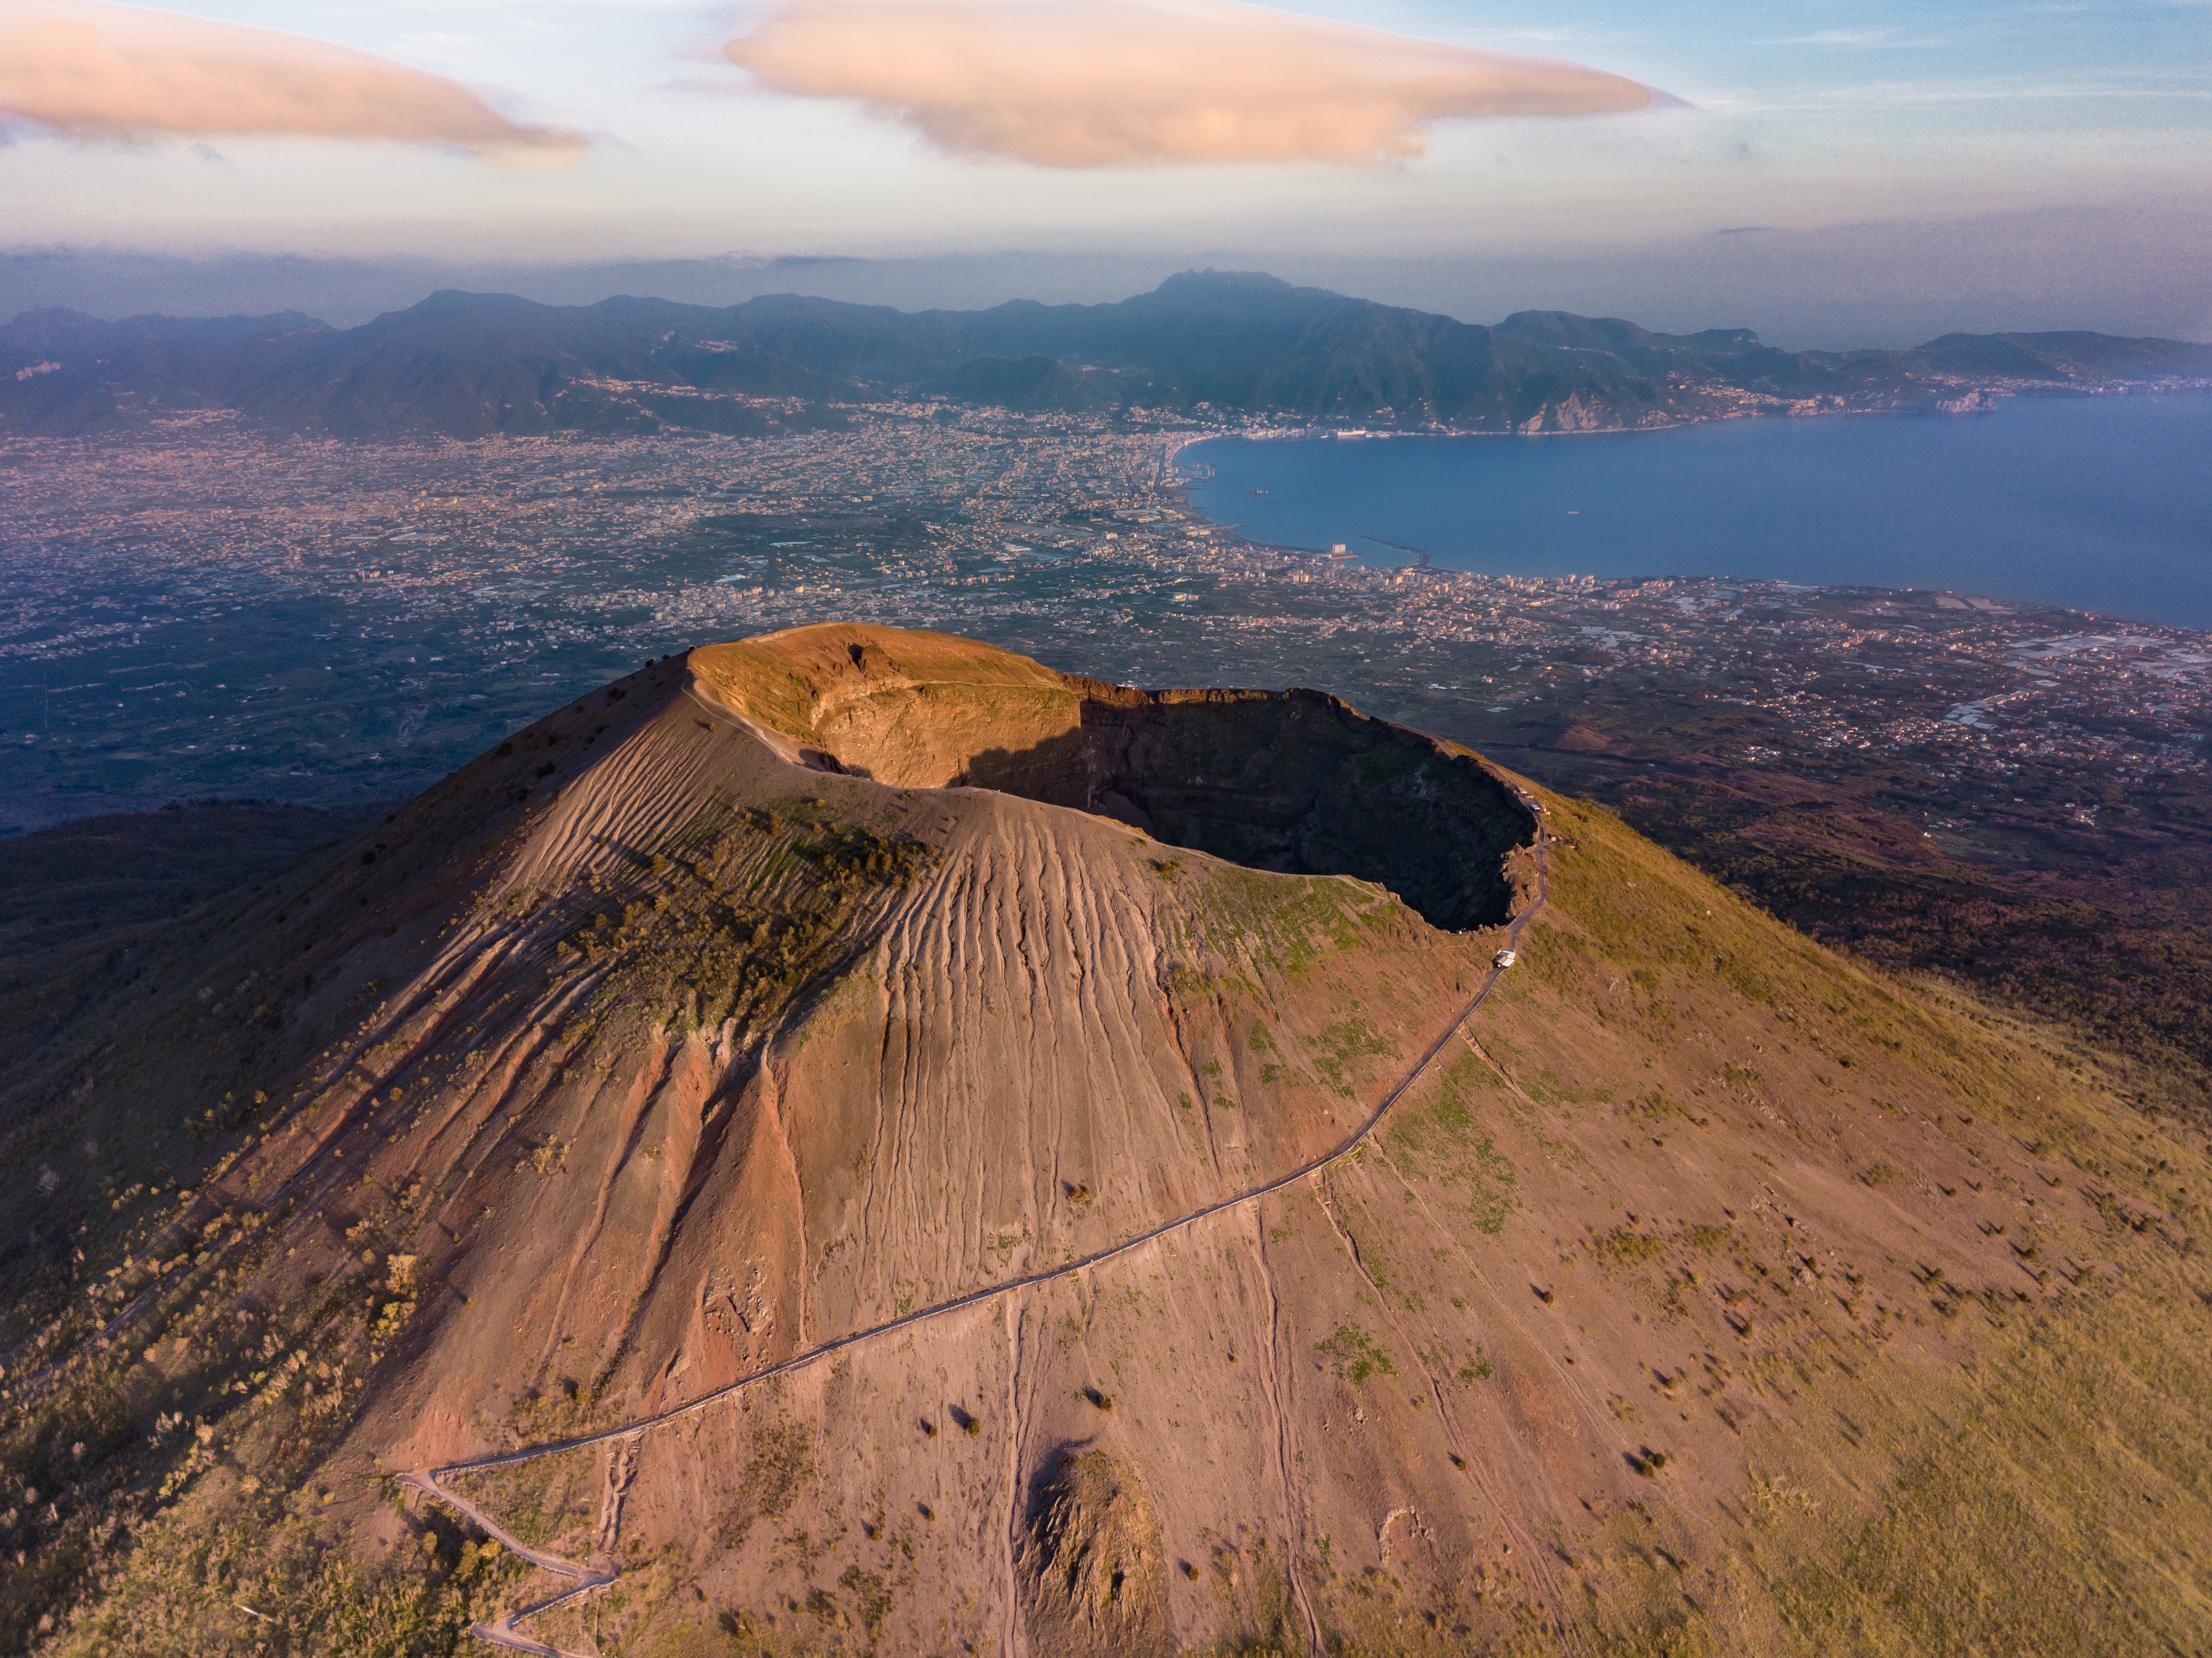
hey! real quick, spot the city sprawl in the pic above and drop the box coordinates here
[4,407,2204,836]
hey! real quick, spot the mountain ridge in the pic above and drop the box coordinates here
[4,270,2207,439]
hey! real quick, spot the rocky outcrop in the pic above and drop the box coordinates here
[1020,1451,1175,1658]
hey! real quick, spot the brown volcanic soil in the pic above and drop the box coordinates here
[3,625,2210,1658]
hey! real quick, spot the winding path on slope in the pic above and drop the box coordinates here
[408,811,1552,1657]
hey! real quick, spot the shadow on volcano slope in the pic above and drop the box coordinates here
[691,623,1534,932]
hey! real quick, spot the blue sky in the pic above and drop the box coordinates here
[1,1,2206,336]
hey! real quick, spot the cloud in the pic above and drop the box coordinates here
[0,0,583,157]
[1753,28,1901,46]
[724,0,1661,167]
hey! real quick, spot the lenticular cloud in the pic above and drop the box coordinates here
[726,0,1658,167]
[0,0,582,158]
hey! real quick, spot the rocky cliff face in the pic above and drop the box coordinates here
[3,627,2208,1658]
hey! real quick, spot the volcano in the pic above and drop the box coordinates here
[3,625,2207,1658]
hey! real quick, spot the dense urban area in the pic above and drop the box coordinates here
[5,403,2209,1071]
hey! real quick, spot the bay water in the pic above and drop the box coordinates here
[1183,394,2212,629]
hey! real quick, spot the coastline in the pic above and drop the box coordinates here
[1164,391,2212,627]
[1172,376,2212,451]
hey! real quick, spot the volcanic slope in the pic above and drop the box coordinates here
[3,624,2209,1658]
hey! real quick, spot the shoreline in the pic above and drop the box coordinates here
[1163,391,2212,626]
[1172,377,2212,451]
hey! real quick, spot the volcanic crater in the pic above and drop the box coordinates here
[690,624,1535,931]
[8,625,2205,1658]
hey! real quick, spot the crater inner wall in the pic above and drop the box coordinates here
[690,628,1534,932]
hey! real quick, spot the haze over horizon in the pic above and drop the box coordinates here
[2,0,2208,345]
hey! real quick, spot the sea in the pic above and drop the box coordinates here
[1182,393,2212,631]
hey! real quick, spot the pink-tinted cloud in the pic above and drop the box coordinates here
[726,0,1660,167]
[0,0,583,157]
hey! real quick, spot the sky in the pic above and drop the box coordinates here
[1,1,2208,340]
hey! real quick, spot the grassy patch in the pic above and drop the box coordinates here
[1762,1289,2212,1658]
[1589,1227,1668,1270]
[723,1423,814,1549]
[446,1450,597,1555]
[1315,1322,1397,1385]
[1309,1020,1398,1098]
[1388,1056,1519,1234]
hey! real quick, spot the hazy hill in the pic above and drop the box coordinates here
[0,308,329,354]
[1907,328,2212,380]
[2,625,2206,1657]
[0,307,335,438]
[4,272,2206,438]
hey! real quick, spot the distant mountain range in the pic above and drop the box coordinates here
[4,269,2208,439]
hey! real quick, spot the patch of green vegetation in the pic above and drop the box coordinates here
[1194,868,1379,976]
[445,1439,599,1554]
[838,1563,894,1640]
[1528,930,1597,998]
[1388,1056,1518,1234]
[561,806,941,1035]
[1621,1087,1701,1126]
[1538,791,2055,1120]
[1590,1228,1668,1269]
[1309,1021,1397,1098]
[724,1424,814,1548]
[1758,1288,2212,1658]
[790,819,936,891]
[1527,1067,1586,1108]
[504,1372,615,1446]
[1315,1322,1397,1385]
[0,1173,468,1653]
[47,1492,525,1658]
